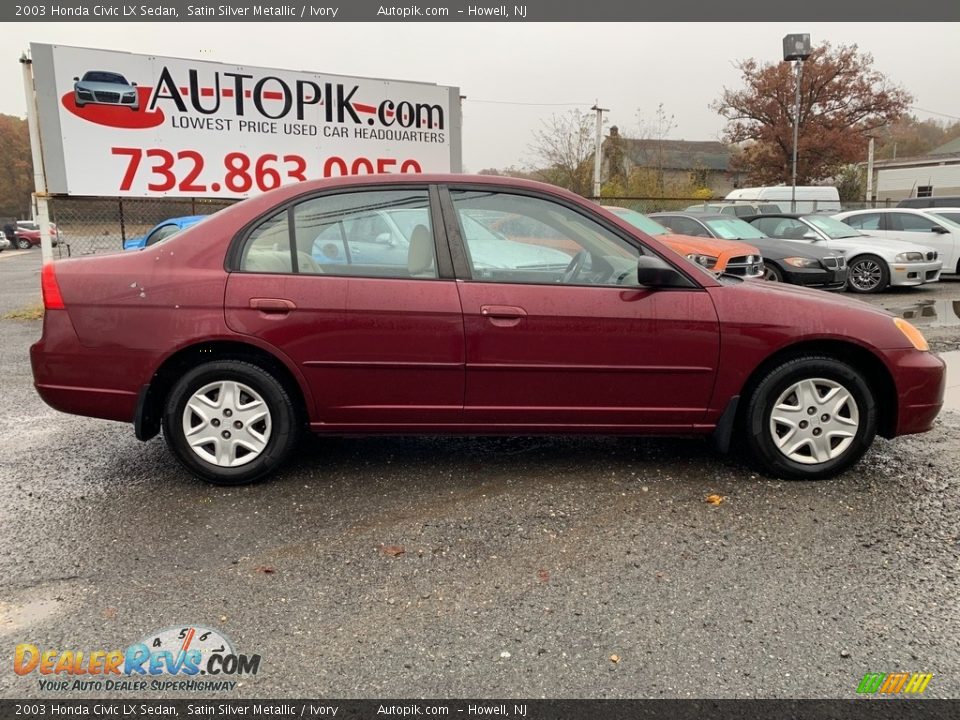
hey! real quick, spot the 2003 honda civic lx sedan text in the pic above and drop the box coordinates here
[30,175,945,485]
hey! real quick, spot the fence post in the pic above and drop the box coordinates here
[119,198,126,247]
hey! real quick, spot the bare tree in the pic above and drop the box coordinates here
[636,103,676,196]
[527,109,596,196]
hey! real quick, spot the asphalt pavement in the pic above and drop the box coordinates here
[1,249,958,699]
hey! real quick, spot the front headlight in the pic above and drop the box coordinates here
[893,318,929,351]
[895,252,923,262]
[685,253,717,269]
[783,256,820,268]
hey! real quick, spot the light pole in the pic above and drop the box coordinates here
[782,34,811,212]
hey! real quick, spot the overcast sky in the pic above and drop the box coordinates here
[3,22,959,170]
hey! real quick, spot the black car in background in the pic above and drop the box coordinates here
[649,212,848,290]
[897,196,960,209]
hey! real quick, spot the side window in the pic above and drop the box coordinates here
[145,224,180,247]
[842,213,882,231]
[772,218,811,239]
[240,211,293,273]
[450,190,639,286]
[891,213,939,232]
[663,216,708,237]
[293,189,436,279]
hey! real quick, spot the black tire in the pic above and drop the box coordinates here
[846,254,889,293]
[16,238,32,250]
[162,360,300,485]
[762,262,783,282]
[742,355,877,480]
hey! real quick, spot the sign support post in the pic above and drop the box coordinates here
[21,52,53,265]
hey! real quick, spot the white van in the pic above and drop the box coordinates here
[725,186,841,214]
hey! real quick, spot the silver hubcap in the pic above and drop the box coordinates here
[849,260,882,291]
[768,378,859,465]
[763,265,779,282]
[182,381,272,467]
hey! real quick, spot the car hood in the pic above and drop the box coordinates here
[659,233,759,259]
[746,236,834,260]
[820,234,937,256]
[76,81,135,92]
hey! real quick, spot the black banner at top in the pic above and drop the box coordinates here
[5,0,960,22]
[2,700,960,720]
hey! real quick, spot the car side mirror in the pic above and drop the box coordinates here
[73,77,79,81]
[636,255,692,288]
[931,226,949,234]
[132,82,137,87]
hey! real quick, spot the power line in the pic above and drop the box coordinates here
[909,106,960,121]
[463,98,594,107]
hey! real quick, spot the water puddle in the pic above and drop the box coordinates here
[884,299,960,327]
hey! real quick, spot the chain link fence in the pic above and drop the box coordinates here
[591,196,897,215]
[34,193,900,258]
[46,196,237,257]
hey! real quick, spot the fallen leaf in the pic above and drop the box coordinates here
[537,569,550,583]
[256,565,276,574]
[101,607,117,619]
[610,654,620,664]
[382,545,406,558]
[705,494,725,506]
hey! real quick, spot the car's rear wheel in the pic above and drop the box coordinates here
[162,360,300,485]
[742,356,877,480]
[16,238,32,250]
[762,262,783,282]
[847,254,889,293]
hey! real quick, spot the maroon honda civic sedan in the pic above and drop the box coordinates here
[31,175,945,485]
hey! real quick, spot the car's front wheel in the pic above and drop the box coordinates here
[762,262,783,282]
[16,238,32,250]
[162,360,300,485]
[742,356,877,480]
[847,254,889,293]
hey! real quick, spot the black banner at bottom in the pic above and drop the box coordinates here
[1,700,959,720]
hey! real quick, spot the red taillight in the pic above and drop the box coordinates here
[41,263,65,310]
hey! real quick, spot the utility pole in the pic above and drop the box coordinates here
[591,103,608,199]
[21,52,53,265]
[865,136,875,206]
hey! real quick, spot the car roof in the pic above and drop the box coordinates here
[653,212,738,222]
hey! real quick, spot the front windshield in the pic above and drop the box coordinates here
[83,71,127,84]
[931,213,960,231]
[608,208,669,236]
[703,217,767,240]
[806,215,863,239]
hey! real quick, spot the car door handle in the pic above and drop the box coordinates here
[250,297,296,314]
[480,305,527,319]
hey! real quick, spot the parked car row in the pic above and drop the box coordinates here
[614,205,957,295]
[3,220,64,250]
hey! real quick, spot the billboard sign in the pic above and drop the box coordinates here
[30,43,461,198]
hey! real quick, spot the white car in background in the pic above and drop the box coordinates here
[833,208,960,277]
[747,213,942,293]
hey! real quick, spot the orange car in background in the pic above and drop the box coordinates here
[604,206,764,279]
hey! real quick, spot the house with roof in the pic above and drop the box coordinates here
[872,138,960,201]
[602,127,741,195]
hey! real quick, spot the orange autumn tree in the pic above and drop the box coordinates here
[713,43,911,186]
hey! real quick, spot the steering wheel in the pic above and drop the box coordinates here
[561,250,589,284]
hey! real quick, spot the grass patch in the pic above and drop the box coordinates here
[3,303,44,320]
